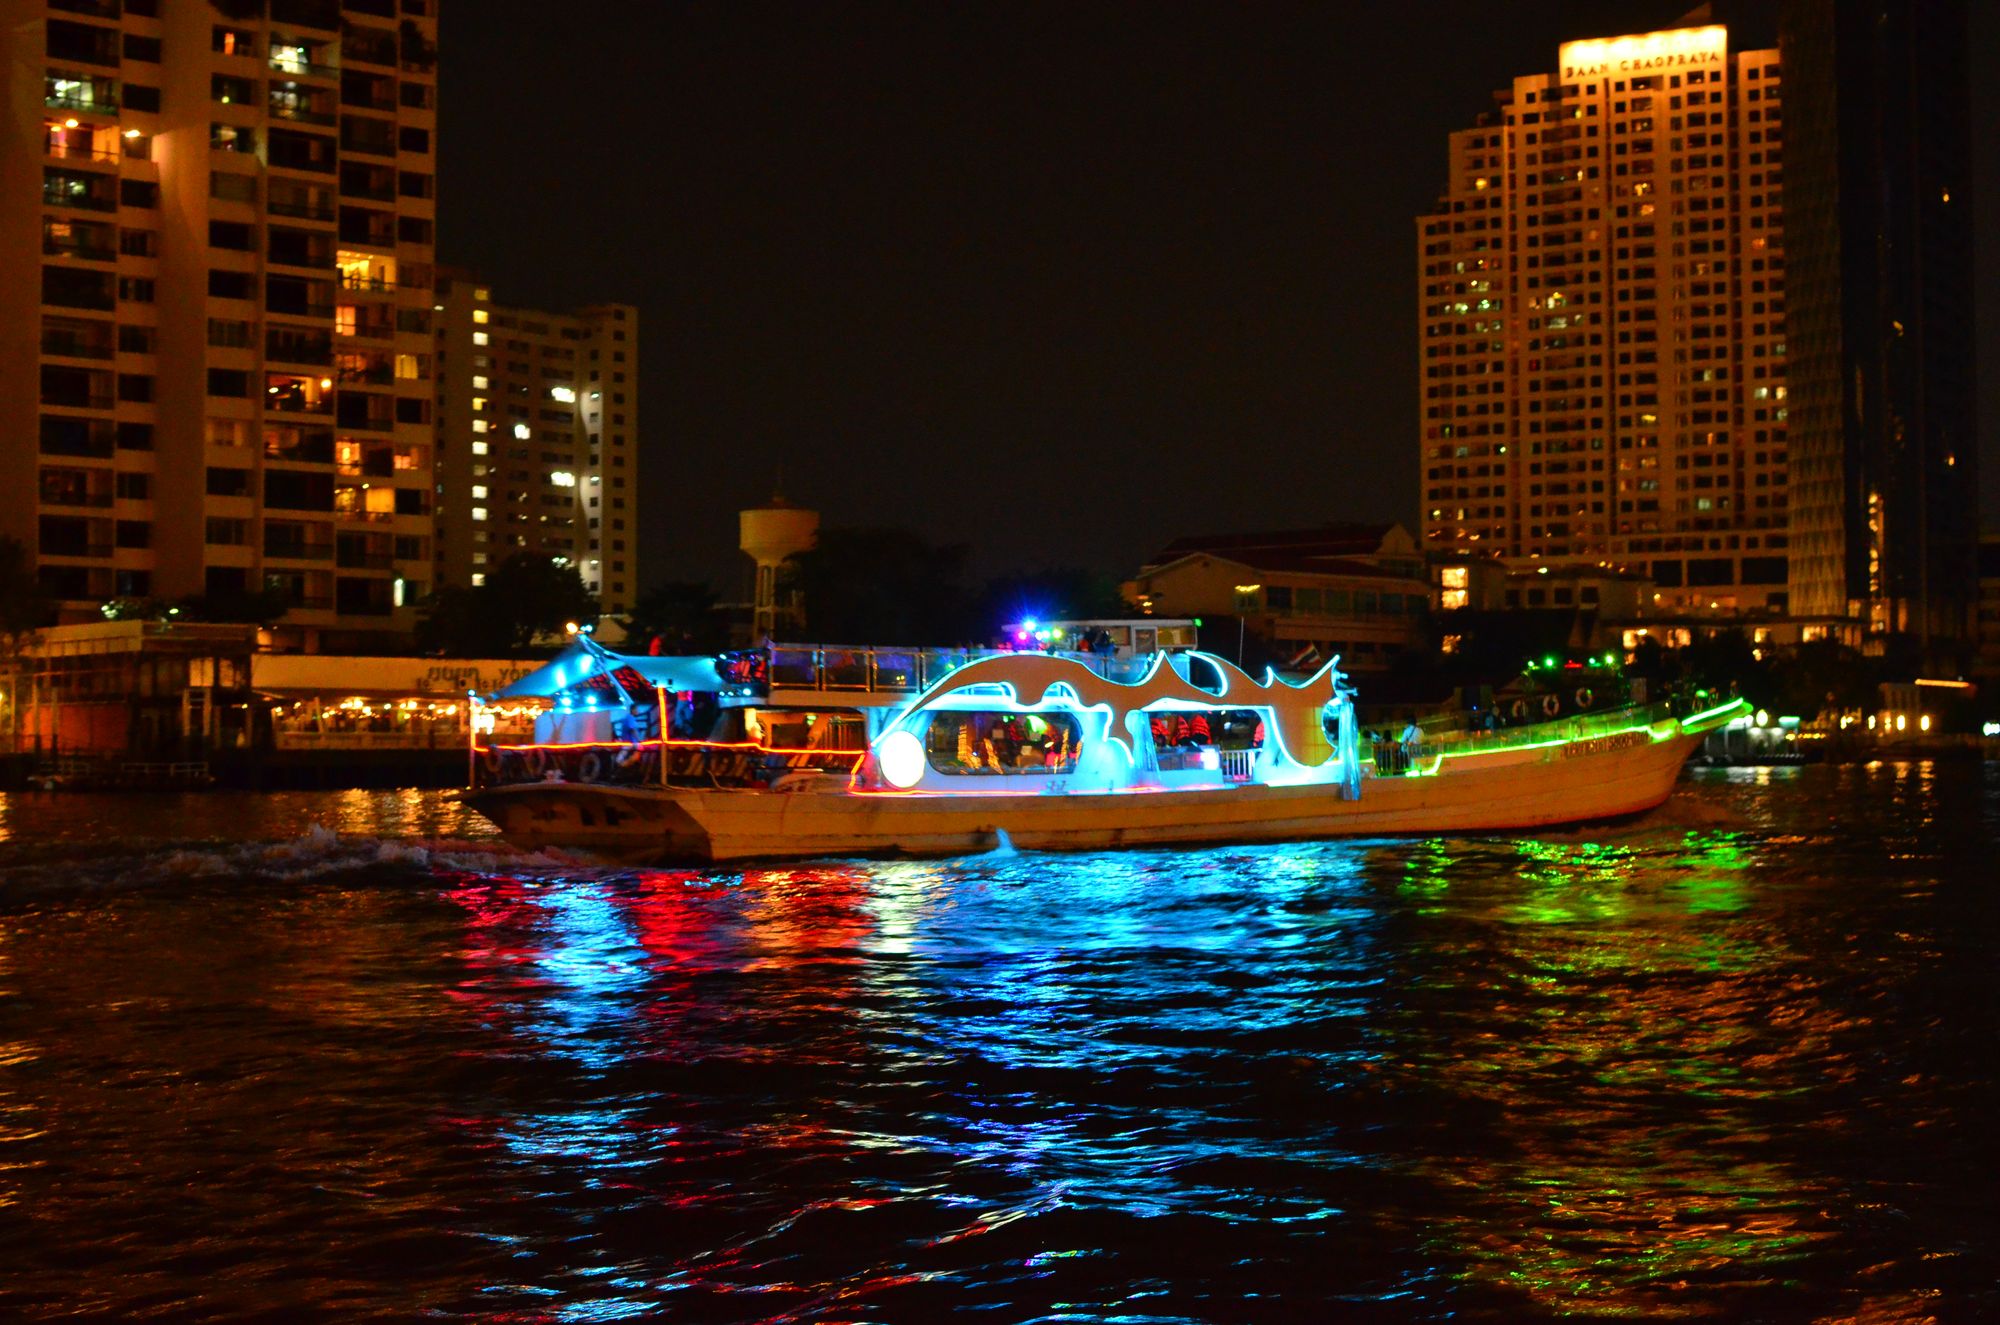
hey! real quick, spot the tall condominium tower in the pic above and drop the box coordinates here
[1418,23,1791,613]
[1,0,440,645]
[1779,0,1977,654]
[433,273,640,616]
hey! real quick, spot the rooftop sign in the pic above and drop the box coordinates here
[1559,25,1727,82]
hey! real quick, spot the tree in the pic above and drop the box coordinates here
[624,580,727,655]
[782,528,974,643]
[172,585,294,624]
[1677,628,1771,705]
[0,537,48,649]
[0,538,51,754]
[417,554,599,656]
[1767,639,1877,720]
[970,567,1131,636]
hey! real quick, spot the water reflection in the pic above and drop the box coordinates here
[0,767,1994,1320]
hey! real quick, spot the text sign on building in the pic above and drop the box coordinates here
[1559,25,1726,82]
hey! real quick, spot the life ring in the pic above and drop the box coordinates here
[1541,693,1561,719]
[1508,698,1528,722]
[1574,686,1594,710]
[523,747,549,776]
[480,747,503,777]
[578,750,606,782]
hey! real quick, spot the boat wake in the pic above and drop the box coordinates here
[0,823,602,904]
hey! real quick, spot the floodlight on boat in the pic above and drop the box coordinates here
[876,730,926,790]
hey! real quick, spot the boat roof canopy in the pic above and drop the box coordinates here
[482,644,724,702]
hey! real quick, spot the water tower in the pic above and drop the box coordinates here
[740,497,818,641]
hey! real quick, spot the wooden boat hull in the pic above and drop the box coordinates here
[464,720,1717,864]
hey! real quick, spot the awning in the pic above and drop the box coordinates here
[482,645,724,702]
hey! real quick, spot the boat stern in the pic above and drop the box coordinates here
[462,783,711,862]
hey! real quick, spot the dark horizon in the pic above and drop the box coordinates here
[439,1,2000,598]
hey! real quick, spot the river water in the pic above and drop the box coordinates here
[0,765,1995,1322]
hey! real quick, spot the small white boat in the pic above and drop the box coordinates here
[461,634,1746,863]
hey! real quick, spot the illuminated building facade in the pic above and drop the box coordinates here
[433,273,639,614]
[1777,0,1977,654]
[1418,23,1790,614]
[1125,524,1430,672]
[0,0,440,643]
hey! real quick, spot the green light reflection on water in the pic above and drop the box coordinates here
[1409,826,1827,1315]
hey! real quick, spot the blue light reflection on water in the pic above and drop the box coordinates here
[1,764,1996,1321]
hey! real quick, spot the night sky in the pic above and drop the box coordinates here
[439,1,2000,596]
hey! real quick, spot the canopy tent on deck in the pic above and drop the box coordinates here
[480,644,724,704]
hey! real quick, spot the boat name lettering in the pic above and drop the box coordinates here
[1562,730,1647,758]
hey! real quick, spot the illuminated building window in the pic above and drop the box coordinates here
[471,507,488,522]
[550,385,576,403]
[472,375,488,389]
[471,572,485,586]
[512,423,531,440]
[472,308,489,324]
[471,440,488,456]
[473,331,488,347]
[472,420,488,434]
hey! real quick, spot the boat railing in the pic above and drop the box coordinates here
[1396,699,1683,761]
[761,643,1159,694]
[473,737,864,790]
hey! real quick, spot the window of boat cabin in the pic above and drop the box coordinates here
[742,708,866,752]
[924,711,1082,775]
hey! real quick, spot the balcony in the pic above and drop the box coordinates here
[265,376,334,415]
[42,231,115,263]
[336,548,394,570]
[338,271,396,293]
[267,330,334,365]
[45,85,117,114]
[269,51,339,80]
[39,418,115,458]
[269,90,337,126]
[41,389,113,411]
[266,542,336,561]
[269,197,336,221]
[334,359,394,386]
[44,133,118,166]
[41,330,114,360]
[42,175,117,213]
[341,26,398,69]
[336,395,395,431]
[42,267,116,310]
[39,486,113,511]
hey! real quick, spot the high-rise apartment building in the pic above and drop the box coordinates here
[2,0,439,644]
[1418,23,1791,613]
[433,274,639,615]
[1779,0,1977,654]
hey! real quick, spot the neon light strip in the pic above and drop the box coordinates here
[475,739,863,758]
[1377,696,1750,776]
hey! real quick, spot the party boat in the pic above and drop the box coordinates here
[460,630,1745,863]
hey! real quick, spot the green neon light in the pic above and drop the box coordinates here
[1374,696,1749,776]
[1679,698,1750,730]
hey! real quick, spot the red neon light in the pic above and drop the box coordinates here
[474,738,863,759]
